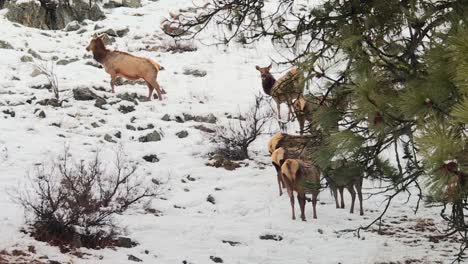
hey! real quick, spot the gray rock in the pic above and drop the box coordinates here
[91,122,100,128]
[6,0,105,30]
[85,61,102,68]
[76,28,87,34]
[116,28,130,37]
[97,28,117,37]
[126,124,136,131]
[176,130,189,138]
[142,154,159,163]
[64,21,80,31]
[28,49,42,60]
[206,194,215,204]
[161,114,171,121]
[183,68,207,77]
[128,255,142,262]
[114,131,121,138]
[20,55,33,62]
[57,58,79,65]
[139,131,161,142]
[104,134,116,143]
[259,234,283,241]
[183,113,217,124]
[38,110,46,118]
[137,124,154,131]
[37,98,61,107]
[118,105,135,114]
[117,92,149,103]
[73,87,100,101]
[31,83,52,90]
[117,237,135,248]
[210,256,223,263]
[0,40,13,49]
[2,109,15,117]
[94,97,107,109]
[104,0,141,8]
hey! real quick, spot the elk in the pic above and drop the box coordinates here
[86,33,163,100]
[255,64,304,121]
[323,160,364,215]
[267,132,320,155]
[281,159,321,221]
[271,146,309,196]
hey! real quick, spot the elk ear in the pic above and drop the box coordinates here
[267,63,272,70]
[255,65,261,71]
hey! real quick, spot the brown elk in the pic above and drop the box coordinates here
[324,160,364,215]
[86,34,163,100]
[267,132,320,155]
[255,64,304,121]
[281,159,321,221]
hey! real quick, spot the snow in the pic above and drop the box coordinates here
[0,0,459,263]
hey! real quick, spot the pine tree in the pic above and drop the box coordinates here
[167,0,468,260]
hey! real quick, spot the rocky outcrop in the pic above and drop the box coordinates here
[6,0,105,30]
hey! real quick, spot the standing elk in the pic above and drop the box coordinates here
[86,33,163,100]
[281,159,321,221]
[255,64,304,121]
[324,160,364,215]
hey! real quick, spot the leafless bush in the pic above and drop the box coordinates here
[33,62,59,100]
[15,148,160,251]
[215,95,274,160]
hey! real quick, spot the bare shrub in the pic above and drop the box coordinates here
[214,95,274,160]
[33,62,60,100]
[15,148,160,251]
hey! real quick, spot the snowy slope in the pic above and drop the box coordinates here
[0,0,459,263]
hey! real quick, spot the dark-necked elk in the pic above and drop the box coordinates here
[281,159,321,221]
[324,160,364,215]
[256,64,304,121]
[86,34,163,100]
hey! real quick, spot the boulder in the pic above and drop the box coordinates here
[64,20,80,31]
[6,0,105,30]
[73,87,100,101]
[104,0,141,8]
[139,131,161,142]
[0,40,13,49]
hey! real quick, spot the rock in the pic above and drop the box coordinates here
[194,125,215,133]
[73,87,100,101]
[104,134,116,143]
[31,83,52,90]
[0,40,13,49]
[76,28,87,34]
[175,116,184,123]
[222,240,241,246]
[126,124,136,131]
[117,237,136,248]
[259,234,283,241]
[116,28,130,37]
[117,92,149,103]
[161,114,171,121]
[114,131,122,138]
[94,97,107,109]
[128,255,142,262]
[136,124,153,131]
[206,195,215,204]
[38,110,46,118]
[37,98,61,107]
[139,131,161,142]
[20,55,33,62]
[57,58,79,65]
[64,21,80,31]
[176,130,189,138]
[2,109,15,117]
[210,256,223,263]
[104,0,141,8]
[94,24,104,30]
[183,113,217,124]
[91,122,100,128]
[6,0,105,30]
[97,28,118,37]
[183,68,207,77]
[118,105,135,114]
[142,154,159,163]
[28,49,42,60]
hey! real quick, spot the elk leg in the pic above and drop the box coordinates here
[298,193,306,221]
[274,166,282,196]
[110,75,117,93]
[332,187,340,209]
[298,116,305,135]
[357,181,364,216]
[276,102,281,120]
[348,185,356,214]
[339,187,345,209]
[311,191,318,219]
[147,78,163,101]
[288,188,295,220]
[145,81,154,100]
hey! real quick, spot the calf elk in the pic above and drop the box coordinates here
[281,159,321,221]
[255,64,304,121]
[86,34,163,100]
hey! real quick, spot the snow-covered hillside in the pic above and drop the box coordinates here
[0,0,459,263]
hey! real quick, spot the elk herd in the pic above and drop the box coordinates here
[257,64,364,221]
[85,32,363,222]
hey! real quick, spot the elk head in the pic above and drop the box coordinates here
[255,63,273,81]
